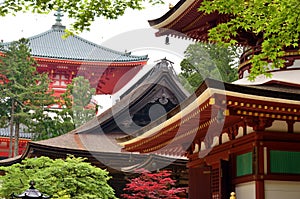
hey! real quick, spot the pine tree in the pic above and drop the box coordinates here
[66,76,97,128]
[0,38,53,156]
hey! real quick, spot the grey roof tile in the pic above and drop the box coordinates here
[2,27,148,62]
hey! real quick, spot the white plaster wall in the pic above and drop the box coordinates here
[265,120,287,132]
[265,181,300,199]
[294,122,300,133]
[235,181,255,199]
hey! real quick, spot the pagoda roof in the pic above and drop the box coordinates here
[75,58,189,134]
[148,0,222,41]
[148,0,258,46]
[32,59,188,151]
[1,27,148,63]
[0,59,189,166]
[121,78,300,155]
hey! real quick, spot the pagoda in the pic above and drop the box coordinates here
[0,10,148,97]
[0,58,190,197]
[120,0,300,199]
[0,10,148,158]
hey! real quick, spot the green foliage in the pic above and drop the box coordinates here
[31,76,97,140]
[0,156,117,199]
[0,38,52,111]
[0,39,97,142]
[0,38,54,155]
[28,108,75,141]
[0,0,163,34]
[0,38,73,142]
[64,76,97,128]
[199,0,300,80]
[179,42,239,92]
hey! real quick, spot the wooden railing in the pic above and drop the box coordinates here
[238,45,300,79]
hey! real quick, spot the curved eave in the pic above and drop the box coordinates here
[76,66,189,134]
[32,55,149,63]
[148,0,220,41]
[121,87,217,151]
[34,56,148,67]
[121,79,300,154]
[148,0,196,29]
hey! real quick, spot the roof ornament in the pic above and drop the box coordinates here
[52,8,66,30]
[149,57,177,77]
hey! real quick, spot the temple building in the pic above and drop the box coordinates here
[1,10,148,98]
[0,10,148,158]
[0,58,190,196]
[0,127,31,159]
[120,0,300,199]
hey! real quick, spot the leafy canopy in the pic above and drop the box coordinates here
[0,156,117,199]
[199,0,300,80]
[179,42,239,92]
[67,76,97,128]
[0,38,54,156]
[31,76,97,140]
[0,0,163,34]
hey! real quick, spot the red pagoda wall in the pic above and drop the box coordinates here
[0,137,29,159]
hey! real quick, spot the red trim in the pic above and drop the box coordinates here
[0,137,30,158]
[34,57,147,67]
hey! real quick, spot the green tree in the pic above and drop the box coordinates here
[67,76,97,128]
[0,38,53,157]
[0,0,163,34]
[0,156,117,199]
[30,76,97,140]
[199,0,300,80]
[179,42,239,92]
[28,107,75,141]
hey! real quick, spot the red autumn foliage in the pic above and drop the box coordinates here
[121,170,186,199]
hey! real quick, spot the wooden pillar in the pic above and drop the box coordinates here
[189,165,211,199]
[255,180,265,199]
[287,120,294,133]
[254,142,265,199]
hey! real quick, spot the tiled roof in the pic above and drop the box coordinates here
[0,127,33,139]
[1,25,148,62]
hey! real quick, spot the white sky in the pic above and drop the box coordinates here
[0,0,194,112]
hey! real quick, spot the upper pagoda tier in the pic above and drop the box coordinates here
[148,0,300,82]
[1,11,148,95]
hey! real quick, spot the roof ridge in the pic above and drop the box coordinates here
[70,33,148,59]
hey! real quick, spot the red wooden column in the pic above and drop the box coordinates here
[189,165,211,199]
[254,141,265,199]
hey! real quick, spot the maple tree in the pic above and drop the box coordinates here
[122,170,186,199]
